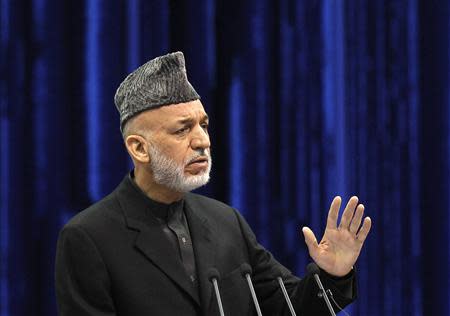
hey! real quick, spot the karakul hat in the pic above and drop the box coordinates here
[114,51,200,131]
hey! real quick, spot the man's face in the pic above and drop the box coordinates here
[139,100,212,192]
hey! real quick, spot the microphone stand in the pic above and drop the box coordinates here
[312,273,336,316]
[276,276,296,316]
[244,273,263,316]
[211,277,225,316]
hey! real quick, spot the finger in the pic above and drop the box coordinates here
[339,196,359,230]
[349,204,364,234]
[301,226,319,257]
[356,217,372,243]
[326,196,341,230]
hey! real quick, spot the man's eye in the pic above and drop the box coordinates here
[176,127,189,134]
[201,124,209,130]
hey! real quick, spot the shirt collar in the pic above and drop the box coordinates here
[128,171,184,221]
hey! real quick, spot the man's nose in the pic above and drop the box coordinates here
[190,126,210,150]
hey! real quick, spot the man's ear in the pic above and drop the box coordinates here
[125,134,150,163]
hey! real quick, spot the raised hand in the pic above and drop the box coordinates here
[301,196,372,277]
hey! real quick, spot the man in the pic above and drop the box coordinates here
[55,52,371,315]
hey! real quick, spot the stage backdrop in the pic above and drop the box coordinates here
[1,0,449,315]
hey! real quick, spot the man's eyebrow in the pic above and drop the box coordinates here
[176,118,194,125]
[175,114,209,125]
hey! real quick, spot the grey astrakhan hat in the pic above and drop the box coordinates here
[114,51,200,130]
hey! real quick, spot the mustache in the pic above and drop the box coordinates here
[185,149,210,165]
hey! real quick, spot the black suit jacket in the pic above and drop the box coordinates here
[55,175,356,315]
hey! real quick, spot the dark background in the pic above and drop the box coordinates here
[1,0,449,315]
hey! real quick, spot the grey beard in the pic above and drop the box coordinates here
[148,145,211,192]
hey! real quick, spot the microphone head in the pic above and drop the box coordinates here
[207,268,221,281]
[240,263,253,277]
[306,262,320,275]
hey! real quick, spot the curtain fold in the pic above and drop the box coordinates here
[1,0,448,315]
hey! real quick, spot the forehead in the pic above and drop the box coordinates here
[157,100,207,120]
[138,99,207,130]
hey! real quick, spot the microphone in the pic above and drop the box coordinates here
[276,276,296,316]
[240,263,263,316]
[207,268,225,316]
[306,263,336,316]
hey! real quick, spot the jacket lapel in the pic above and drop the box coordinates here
[184,195,217,315]
[115,175,200,306]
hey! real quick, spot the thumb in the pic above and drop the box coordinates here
[302,226,318,256]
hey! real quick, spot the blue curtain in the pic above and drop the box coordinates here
[1,0,449,315]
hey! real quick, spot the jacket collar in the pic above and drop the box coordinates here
[184,196,217,314]
[115,174,200,306]
[114,174,217,310]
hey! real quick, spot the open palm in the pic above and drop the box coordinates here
[302,196,372,277]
